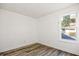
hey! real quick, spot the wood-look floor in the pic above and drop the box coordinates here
[0,43,77,56]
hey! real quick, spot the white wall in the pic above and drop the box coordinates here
[38,4,79,55]
[0,9,37,52]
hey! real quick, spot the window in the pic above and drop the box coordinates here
[61,13,77,41]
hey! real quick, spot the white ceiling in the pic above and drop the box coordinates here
[0,3,75,18]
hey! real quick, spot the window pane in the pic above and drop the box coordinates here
[61,14,76,40]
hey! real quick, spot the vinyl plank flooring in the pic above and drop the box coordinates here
[0,43,77,56]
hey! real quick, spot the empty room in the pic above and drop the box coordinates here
[0,3,79,56]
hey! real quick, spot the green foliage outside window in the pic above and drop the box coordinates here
[61,15,75,27]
